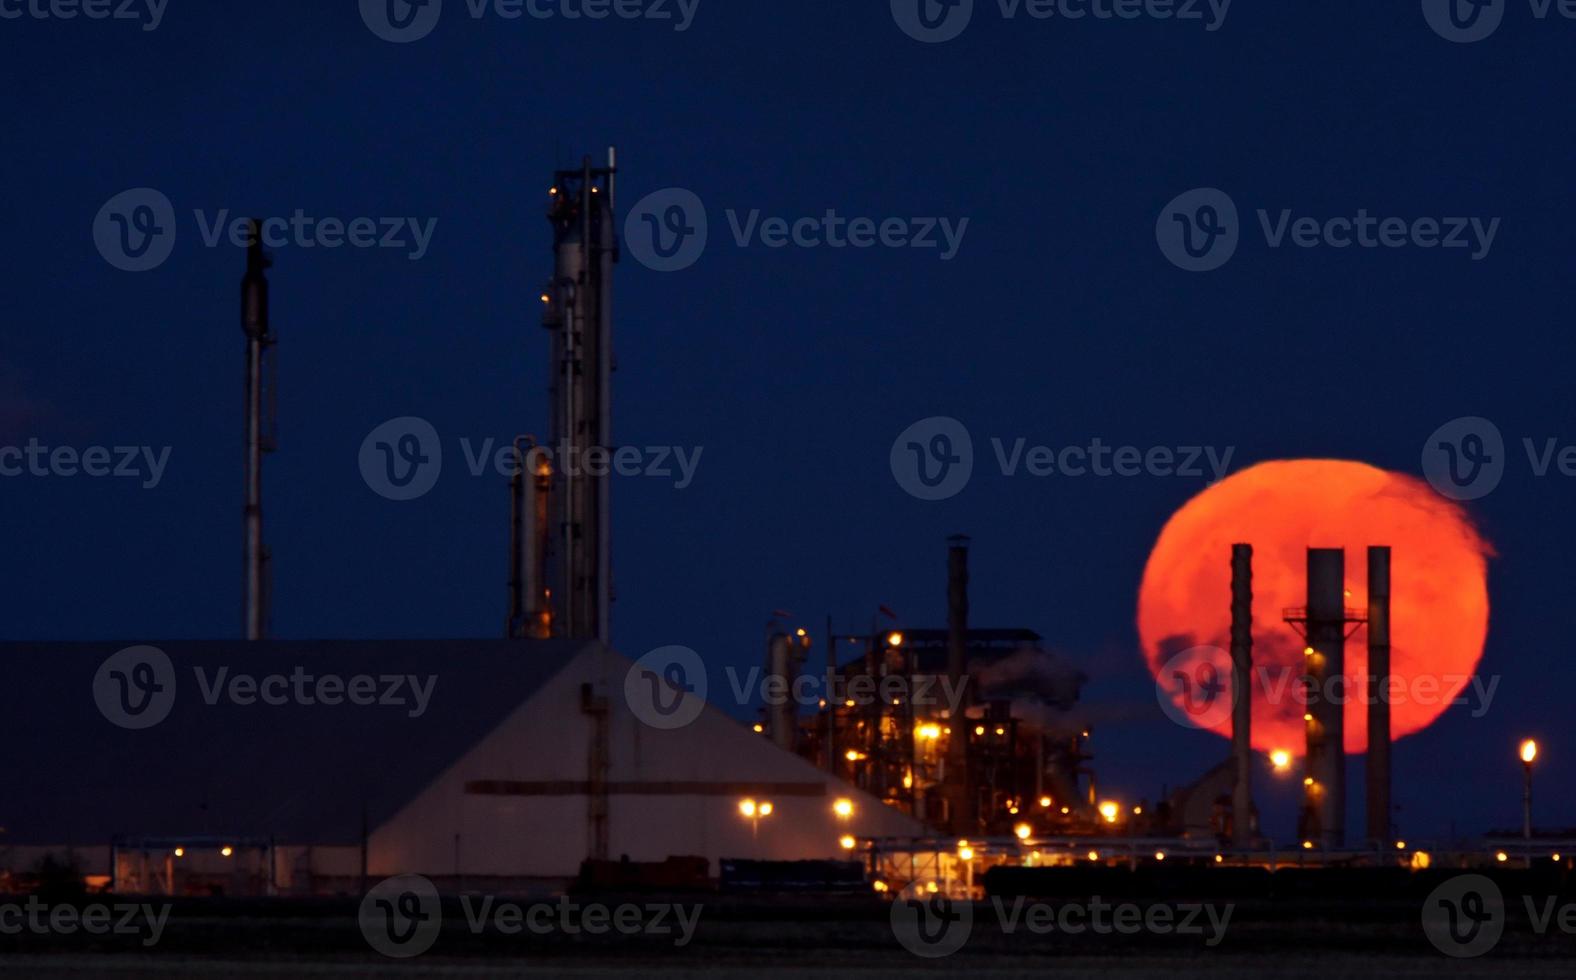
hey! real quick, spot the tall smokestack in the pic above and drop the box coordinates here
[945,535,972,834]
[543,150,617,643]
[1366,546,1392,847]
[1305,548,1347,847]
[241,220,273,641]
[1230,544,1254,848]
[507,437,551,639]
[767,632,794,751]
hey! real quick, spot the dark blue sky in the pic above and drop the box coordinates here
[3,2,1572,841]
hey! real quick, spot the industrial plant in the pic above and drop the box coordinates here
[0,152,1566,928]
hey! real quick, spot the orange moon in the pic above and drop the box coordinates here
[1138,459,1491,755]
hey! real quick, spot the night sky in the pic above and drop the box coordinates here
[3,2,1573,842]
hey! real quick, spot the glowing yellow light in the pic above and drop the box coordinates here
[739,799,757,818]
[1154,851,1166,861]
[1303,714,1314,722]
[540,293,551,304]
[1395,841,1407,850]
[1132,806,1143,816]
[958,846,974,860]
[887,631,904,647]
[845,699,856,708]
[796,628,807,637]
[1554,853,1563,862]
[1521,739,1539,764]
[1214,854,1224,864]
[995,727,1005,736]
[917,723,942,740]
[1411,851,1432,869]
[1496,851,1509,863]
[1270,749,1292,771]
[752,723,763,733]
[1087,850,1100,862]
[845,749,863,762]
[1302,840,1314,850]
[872,880,889,892]
[1060,806,1070,814]
[1007,805,1019,815]
[1098,801,1120,823]
[758,802,773,817]
[1014,823,1031,841]
[1038,796,1052,808]
[220,846,234,858]
[974,725,985,736]
[1303,647,1315,657]
[925,881,939,894]
[839,835,856,850]
[833,798,853,818]
[173,847,184,858]
[1304,777,1315,787]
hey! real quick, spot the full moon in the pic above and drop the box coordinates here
[1138,459,1491,755]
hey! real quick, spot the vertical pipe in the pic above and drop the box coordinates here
[946,535,971,834]
[825,613,837,773]
[241,220,270,641]
[595,156,615,645]
[1306,548,1346,847]
[1230,543,1254,848]
[768,633,794,751]
[1366,546,1391,847]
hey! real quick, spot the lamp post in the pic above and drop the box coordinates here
[1520,740,1538,846]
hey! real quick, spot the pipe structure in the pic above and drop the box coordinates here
[767,633,795,752]
[240,220,273,641]
[1304,548,1347,847]
[1366,546,1392,847]
[945,535,972,834]
[507,437,552,639]
[543,149,617,643]
[1230,544,1254,848]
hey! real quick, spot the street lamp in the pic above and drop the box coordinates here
[1521,739,1539,843]
[740,798,773,839]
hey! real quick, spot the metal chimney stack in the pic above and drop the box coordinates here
[240,220,274,641]
[1230,544,1254,848]
[542,149,618,643]
[945,535,972,834]
[507,436,552,639]
[1366,546,1392,847]
[767,632,795,751]
[1303,548,1347,847]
